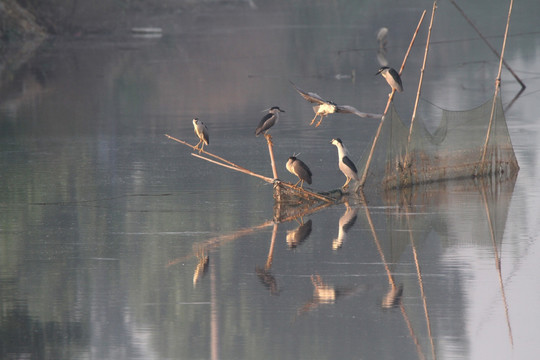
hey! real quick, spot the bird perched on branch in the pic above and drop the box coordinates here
[375,66,403,93]
[330,138,359,189]
[290,82,381,127]
[286,156,312,189]
[255,106,285,136]
[192,118,209,153]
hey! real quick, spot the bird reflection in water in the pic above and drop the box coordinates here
[297,275,357,316]
[286,219,313,248]
[255,266,280,296]
[332,203,358,250]
[381,284,403,309]
[193,247,209,287]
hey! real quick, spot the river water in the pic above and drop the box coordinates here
[1,1,539,359]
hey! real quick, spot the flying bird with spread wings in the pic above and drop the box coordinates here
[290,81,381,127]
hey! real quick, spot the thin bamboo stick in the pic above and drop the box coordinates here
[265,134,279,179]
[480,0,514,173]
[165,134,242,169]
[407,1,437,147]
[191,153,274,183]
[450,0,525,90]
[359,10,427,187]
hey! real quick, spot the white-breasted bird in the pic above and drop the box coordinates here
[192,118,209,153]
[291,82,381,127]
[286,156,312,188]
[255,106,285,136]
[330,138,359,189]
[375,66,403,93]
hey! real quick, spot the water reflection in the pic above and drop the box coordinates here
[1,0,539,358]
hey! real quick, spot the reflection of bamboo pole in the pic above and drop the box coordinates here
[167,220,274,267]
[359,10,427,187]
[407,1,437,148]
[480,0,514,173]
[479,179,514,346]
[359,191,425,360]
[210,261,220,360]
[410,237,436,360]
[449,0,525,90]
[266,223,278,269]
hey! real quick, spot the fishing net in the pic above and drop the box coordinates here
[358,93,519,190]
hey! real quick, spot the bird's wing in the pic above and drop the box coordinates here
[389,68,403,90]
[296,159,313,183]
[336,105,382,119]
[290,81,326,105]
[342,156,358,174]
[255,113,274,135]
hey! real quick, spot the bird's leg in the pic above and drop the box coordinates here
[315,115,324,128]
[199,143,205,154]
[294,179,301,187]
[264,133,273,145]
[342,177,351,189]
[299,180,304,189]
[309,114,318,126]
[194,139,202,151]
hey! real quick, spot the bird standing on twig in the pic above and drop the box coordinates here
[255,106,285,136]
[192,118,209,153]
[286,156,312,189]
[375,66,403,94]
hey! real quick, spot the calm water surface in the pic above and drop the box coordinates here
[1,1,540,359]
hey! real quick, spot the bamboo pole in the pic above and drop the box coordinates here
[450,0,525,90]
[480,0,514,173]
[265,134,279,179]
[407,1,437,148]
[359,10,427,187]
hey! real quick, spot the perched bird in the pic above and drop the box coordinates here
[375,66,403,93]
[192,118,209,153]
[286,156,312,188]
[255,106,285,136]
[330,138,359,189]
[291,82,381,127]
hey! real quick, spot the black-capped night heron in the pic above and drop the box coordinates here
[291,82,380,127]
[286,156,312,188]
[330,138,359,189]
[192,118,209,153]
[255,106,285,136]
[376,66,403,93]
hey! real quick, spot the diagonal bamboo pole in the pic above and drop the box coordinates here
[407,1,437,149]
[359,10,427,187]
[450,0,525,90]
[480,0,514,174]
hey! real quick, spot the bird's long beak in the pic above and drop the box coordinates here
[280,109,285,112]
[375,69,383,76]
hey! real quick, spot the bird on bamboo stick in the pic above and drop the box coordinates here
[192,118,209,153]
[375,66,403,93]
[286,156,312,189]
[330,138,359,189]
[291,81,381,127]
[255,106,285,136]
